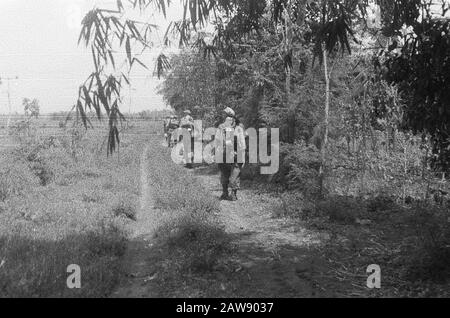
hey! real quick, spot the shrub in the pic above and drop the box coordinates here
[0,157,39,202]
[277,141,321,196]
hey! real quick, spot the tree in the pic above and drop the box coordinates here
[75,0,368,152]
[380,2,450,171]
[159,50,217,124]
[79,0,444,158]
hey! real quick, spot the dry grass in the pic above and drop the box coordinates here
[144,138,231,284]
[0,119,150,297]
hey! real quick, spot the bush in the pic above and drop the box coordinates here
[0,157,39,202]
[277,142,321,196]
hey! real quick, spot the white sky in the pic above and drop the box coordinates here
[0,0,183,114]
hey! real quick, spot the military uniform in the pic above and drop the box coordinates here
[215,110,246,201]
[179,111,195,166]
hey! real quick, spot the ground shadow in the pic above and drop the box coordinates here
[0,232,126,298]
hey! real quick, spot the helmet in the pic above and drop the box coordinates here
[184,110,192,115]
[224,107,235,117]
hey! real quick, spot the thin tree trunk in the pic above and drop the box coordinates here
[287,68,295,143]
[360,90,367,195]
[319,46,330,197]
[285,0,295,143]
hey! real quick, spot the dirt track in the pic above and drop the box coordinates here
[192,166,332,297]
[111,146,161,298]
[111,147,334,298]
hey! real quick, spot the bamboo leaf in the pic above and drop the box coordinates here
[126,36,132,65]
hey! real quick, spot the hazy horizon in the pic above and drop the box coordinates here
[0,0,183,115]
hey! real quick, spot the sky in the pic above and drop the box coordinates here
[0,0,183,114]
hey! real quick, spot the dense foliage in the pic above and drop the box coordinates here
[382,18,450,170]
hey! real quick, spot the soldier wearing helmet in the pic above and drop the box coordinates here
[215,107,246,201]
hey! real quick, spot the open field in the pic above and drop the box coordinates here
[0,116,161,297]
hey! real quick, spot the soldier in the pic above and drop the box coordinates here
[163,115,171,135]
[179,110,195,167]
[215,107,246,201]
[166,115,179,147]
[179,110,194,128]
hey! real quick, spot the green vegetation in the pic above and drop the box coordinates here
[0,117,150,297]
[1,0,449,298]
[145,139,231,284]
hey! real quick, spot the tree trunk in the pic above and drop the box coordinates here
[286,68,296,143]
[360,91,367,195]
[285,0,295,143]
[319,46,330,197]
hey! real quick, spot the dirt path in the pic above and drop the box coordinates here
[191,166,333,298]
[110,146,162,298]
[111,146,333,298]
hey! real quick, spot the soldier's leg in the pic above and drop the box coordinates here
[218,164,231,200]
[229,163,242,201]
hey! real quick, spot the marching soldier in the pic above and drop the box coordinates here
[215,107,246,201]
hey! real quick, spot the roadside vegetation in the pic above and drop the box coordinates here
[142,138,232,297]
[0,114,152,297]
[1,0,449,298]
[154,2,450,297]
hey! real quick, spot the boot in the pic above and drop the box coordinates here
[229,190,238,201]
[220,185,229,201]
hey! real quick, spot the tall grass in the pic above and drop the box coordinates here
[0,121,146,297]
[146,138,230,276]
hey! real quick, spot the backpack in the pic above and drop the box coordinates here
[220,122,239,163]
